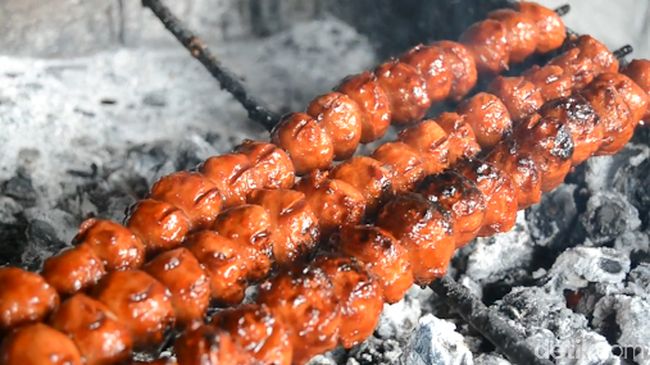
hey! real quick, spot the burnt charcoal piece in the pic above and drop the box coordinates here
[578,192,641,246]
[2,171,37,207]
[526,184,577,250]
[613,157,650,221]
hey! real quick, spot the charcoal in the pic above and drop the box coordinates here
[584,145,648,193]
[527,184,577,250]
[375,289,422,342]
[626,263,650,300]
[347,337,403,365]
[20,218,68,270]
[307,355,338,365]
[2,170,37,207]
[474,353,511,365]
[401,314,473,365]
[547,247,630,291]
[578,192,641,246]
[612,145,650,217]
[593,295,650,365]
[0,196,22,224]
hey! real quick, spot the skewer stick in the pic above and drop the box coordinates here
[430,276,554,365]
[554,4,571,16]
[141,0,280,131]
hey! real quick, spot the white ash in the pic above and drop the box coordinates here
[474,353,511,365]
[401,314,474,365]
[626,263,650,300]
[546,247,630,292]
[526,184,578,250]
[577,192,641,246]
[375,288,423,341]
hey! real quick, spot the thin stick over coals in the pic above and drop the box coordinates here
[142,0,279,131]
[430,276,554,365]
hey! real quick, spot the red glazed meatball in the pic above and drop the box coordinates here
[200,153,257,207]
[149,171,223,230]
[457,159,518,236]
[95,270,175,349]
[50,294,132,365]
[175,324,256,365]
[523,64,573,102]
[0,323,82,365]
[184,231,251,305]
[339,225,413,304]
[377,193,455,284]
[418,171,487,247]
[235,140,296,190]
[398,120,451,175]
[457,92,512,148]
[435,112,481,164]
[296,171,366,237]
[0,267,59,331]
[336,71,392,142]
[126,199,190,255]
[271,112,334,175]
[488,75,544,121]
[374,60,432,125]
[258,265,341,365]
[460,19,509,74]
[372,142,426,194]
[401,44,453,102]
[488,8,538,63]
[331,156,393,214]
[249,189,320,265]
[74,219,145,271]
[516,1,566,53]
[622,59,650,120]
[307,92,363,160]
[145,248,211,325]
[432,41,478,100]
[42,244,106,295]
[212,304,292,365]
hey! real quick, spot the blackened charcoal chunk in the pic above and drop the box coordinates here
[401,315,473,365]
[626,263,650,300]
[527,184,577,249]
[548,247,630,291]
[22,219,67,270]
[348,337,403,365]
[579,192,641,246]
[613,157,650,219]
[2,170,37,207]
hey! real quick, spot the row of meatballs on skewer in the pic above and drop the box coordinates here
[2,2,650,364]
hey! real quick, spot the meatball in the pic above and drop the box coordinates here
[516,115,575,191]
[457,92,512,148]
[175,324,256,365]
[296,171,366,236]
[95,270,175,349]
[372,142,426,194]
[307,92,363,160]
[418,171,487,246]
[149,171,223,230]
[0,267,59,331]
[401,44,453,102]
[488,8,538,63]
[459,19,509,74]
[50,294,132,365]
[516,1,566,53]
[398,120,451,175]
[432,41,478,100]
[374,60,432,124]
[185,231,253,305]
[248,189,320,265]
[523,64,573,102]
[486,139,542,209]
[377,193,455,284]
[457,159,518,236]
[336,71,392,142]
[258,265,341,365]
[434,112,481,164]
[622,59,650,120]
[0,323,82,365]
[235,140,296,190]
[126,199,190,255]
[538,95,601,165]
[200,153,257,207]
[488,76,544,121]
[339,225,413,304]
[331,156,393,214]
[42,244,106,295]
[145,248,211,325]
[314,256,383,348]
[212,304,292,365]
[74,219,145,271]
[271,112,334,175]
